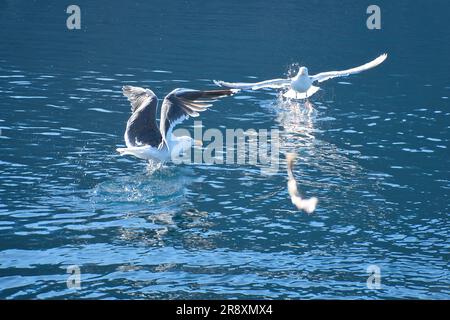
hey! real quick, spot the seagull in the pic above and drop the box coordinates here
[286,153,318,214]
[117,86,238,163]
[214,53,387,100]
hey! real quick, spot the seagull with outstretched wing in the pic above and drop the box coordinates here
[117,86,238,163]
[214,53,387,100]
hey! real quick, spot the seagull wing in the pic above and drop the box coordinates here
[310,53,387,83]
[159,88,238,148]
[122,85,158,113]
[122,85,162,147]
[214,78,290,90]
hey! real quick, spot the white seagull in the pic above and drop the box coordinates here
[214,53,387,100]
[117,86,238,162]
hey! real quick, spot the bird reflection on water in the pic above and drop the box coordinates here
[90,165,217,250]
[260,94,394,218]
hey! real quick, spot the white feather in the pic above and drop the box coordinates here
[311,53,387,83]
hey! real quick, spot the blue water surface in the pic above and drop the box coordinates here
[0,0,449,299]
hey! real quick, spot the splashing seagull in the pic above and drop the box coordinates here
[117,86,238,163]
[214,53,387,100]
[286,153,318,214]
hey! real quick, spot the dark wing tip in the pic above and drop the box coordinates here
[122,85,133,93]
[201,88,240,98]
[122,85,139,98]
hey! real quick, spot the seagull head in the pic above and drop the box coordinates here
[298,67,309,76]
